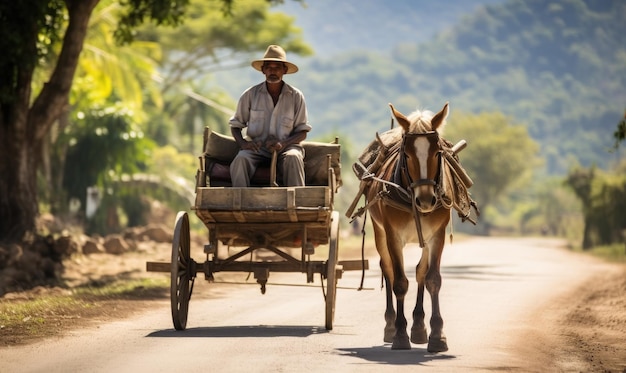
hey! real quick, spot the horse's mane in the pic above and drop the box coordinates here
[405,109,447,134]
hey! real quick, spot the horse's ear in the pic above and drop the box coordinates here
[389,103,411,131]
[431,102,449,131]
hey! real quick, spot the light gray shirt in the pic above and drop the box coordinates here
[229,81,311,142]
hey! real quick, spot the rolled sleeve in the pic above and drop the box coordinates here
[291,90,311,133]
[229,89,252,129]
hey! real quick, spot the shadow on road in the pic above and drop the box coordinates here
[442,264,522,281]
[336,345,456,366]
[146,325,325,338]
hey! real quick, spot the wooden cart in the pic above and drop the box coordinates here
[146,128,367,331]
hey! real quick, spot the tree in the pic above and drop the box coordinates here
[1,0,101,242]
[0,0,281,242]
[46,0,164,215]
[445,111,540,234]
[566,162,626,249]
[615,110,626,148]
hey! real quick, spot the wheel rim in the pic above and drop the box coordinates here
[325,211,339,330]
[171,211,191,331]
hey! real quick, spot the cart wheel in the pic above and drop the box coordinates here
[325,211,340,330]
[171,211,192,331]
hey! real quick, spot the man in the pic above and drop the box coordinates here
[229,45,311,187]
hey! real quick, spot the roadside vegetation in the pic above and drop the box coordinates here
[578,244,626,263]
[0,278,167,346]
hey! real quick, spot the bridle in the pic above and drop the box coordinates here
[399,131,442,191]
[399,131,448,206]
[354,130,451,248]
[398,130,448,247]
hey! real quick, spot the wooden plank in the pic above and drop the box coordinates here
[146,262,170,272]
[148,260,368,274]
[195,209,330,224]
[195,186,330,211]
[287,188,298,222]
[232,189,246,223]
[338,259,370,271]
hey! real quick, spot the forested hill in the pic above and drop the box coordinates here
[273,0,506,56]
[215,0,626,175]
[386,0,626,173]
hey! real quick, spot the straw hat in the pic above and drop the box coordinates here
[251,45,298,74]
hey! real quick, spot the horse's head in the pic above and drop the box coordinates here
[389,102,449,213]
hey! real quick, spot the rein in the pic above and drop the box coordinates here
[398,131,444,248]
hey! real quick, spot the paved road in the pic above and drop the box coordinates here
[0,237,613,372]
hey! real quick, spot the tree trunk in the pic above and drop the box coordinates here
[0,125,40,241]
[0,0,99,242]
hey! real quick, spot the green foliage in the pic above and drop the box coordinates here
[565,160,626,248]
[0,278,167,343]
[114,0,191,44]
[61,104,155,208]
[615,110,626,148]
[509,177,583,238]
[580,243,626,263]
[148,145,197,180]
[73,1,164,111]
[0,1,65,103]
[444,111,540,233]
[86,145,198,235]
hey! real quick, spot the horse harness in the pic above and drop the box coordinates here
[351,131,453,248]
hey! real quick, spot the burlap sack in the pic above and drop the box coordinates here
[356,127,402,175]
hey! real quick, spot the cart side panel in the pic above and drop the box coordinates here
[195,186,331,214]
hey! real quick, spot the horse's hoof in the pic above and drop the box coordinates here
[427,336,448,353]
[410,326,428,344]
[384,326,396,343]
[392,335,411,350]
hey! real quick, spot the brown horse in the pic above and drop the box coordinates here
[365,102,455,353]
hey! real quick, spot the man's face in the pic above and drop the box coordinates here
[262,62,287,83]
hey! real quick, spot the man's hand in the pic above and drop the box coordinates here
[241,140,262,152]
[231,127,261,152]
[265,137,283,152]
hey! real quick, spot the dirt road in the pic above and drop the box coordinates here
[1,237,624,372]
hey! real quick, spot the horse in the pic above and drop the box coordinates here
[365,102,455,353]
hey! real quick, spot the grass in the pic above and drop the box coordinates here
[0,278,168,346]
[71,277,168,298]
[584,243,626,263]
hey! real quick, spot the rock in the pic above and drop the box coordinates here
[54,235,79,259]
[103,235,129,255]
[82,239,104,255]
[139,224,172,243]
[122,227,141,241]
[6,244,24,267]
[29,235,55,258]
[36,213,63,234]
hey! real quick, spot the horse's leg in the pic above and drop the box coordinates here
[382,272,396,343]
[425,231,448,353]
[411,248,429,344]
[372,220,396,343]
[386,235,410,350]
